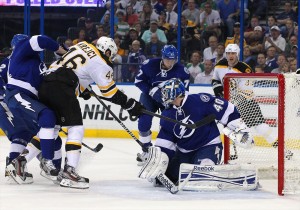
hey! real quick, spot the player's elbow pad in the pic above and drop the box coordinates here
[212,80,224,98]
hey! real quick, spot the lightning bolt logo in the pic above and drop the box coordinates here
[174,116,195,139]
[0,101,14,126]
[15,93,35,112]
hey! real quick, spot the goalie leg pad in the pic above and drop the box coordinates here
[138,146,169,180]
[179,163,259,191]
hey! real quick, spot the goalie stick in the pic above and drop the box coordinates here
[59,129,103,153]
[87,87,182,194]
[88,91,216,129]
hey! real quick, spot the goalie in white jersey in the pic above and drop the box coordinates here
[212,43,277,147]
[37,37,144,189]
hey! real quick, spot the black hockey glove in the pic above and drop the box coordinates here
[212,80,224,98]
[79,88,92,100]
[122,98,144,117]
[296,69,300,74]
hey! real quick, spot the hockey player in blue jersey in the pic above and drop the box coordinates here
[4,34,66,184]
[138,78,254,184]
[134,45,190,165]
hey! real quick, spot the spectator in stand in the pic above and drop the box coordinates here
[122,28,146,55]
[271,54,287,73]
[225,22,247,47]
[101,13,112,35]
[282,19,295,41]
[277,2,297,29]
[199,2,221,41]
[291,45,298,58]
[157,11,171,34]
[245,26,264,55]
[243,45,256,70]
[116,10,130,40]
[84,18,97,43]
[150,0,165,15]
[186,51,204,83]
[254,65,264,73]
[264,26,286,54]
[139,3,159,31]
[126,40,146,82]
[285,35,297,57]
[125,5,139,27]
[203,35,218,61]
[194,59,214,84]
[200,0,217,12]
[218,0,240,37]
[128,0,143,14]
[141,20,167,44]
[265,46,278,71]
[114,35,127,57]
[281,61,290,74]
[132,22,142,37]
[245,15,260,33]
[92,25,106,45]
[182,0,201,26]
[248,0,267,19]
[165,1,178,28]
[294,25,298,37]
[72,29,86,45]
[289,57,297,73]
[174,15,202,61]
[144,33,164,58]
[256,53,272,73]
[211,43,225,65]
[264,15,277,36]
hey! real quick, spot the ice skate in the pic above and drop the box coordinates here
[40,158,59,181]
[6,150,33,184]
[59,164,89,189]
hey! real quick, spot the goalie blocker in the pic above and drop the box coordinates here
[179,163,259,191]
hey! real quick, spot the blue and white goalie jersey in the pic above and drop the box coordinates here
[6,35,59,97]
[156,92,241,158]
[135,58,190,94]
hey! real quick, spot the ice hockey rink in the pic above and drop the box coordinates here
[0,137,300,210]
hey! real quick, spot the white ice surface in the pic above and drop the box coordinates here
[0,137,299,210]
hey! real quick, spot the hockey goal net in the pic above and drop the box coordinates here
[223,73,300,195]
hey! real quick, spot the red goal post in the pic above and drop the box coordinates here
[223,73,300,196]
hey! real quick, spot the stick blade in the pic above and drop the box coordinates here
[94,143,103,152]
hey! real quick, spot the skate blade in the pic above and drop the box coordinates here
[40,170,58,183]
[60,178,89,189]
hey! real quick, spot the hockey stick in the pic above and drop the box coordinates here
[89,92,216,129]
[59,129,103,153]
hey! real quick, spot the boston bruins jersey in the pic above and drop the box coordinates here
[49,41,117,98]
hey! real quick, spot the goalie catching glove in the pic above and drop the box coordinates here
[138,146,169,181]
[223,118,254,149]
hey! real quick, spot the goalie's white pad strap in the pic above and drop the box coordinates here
[179,163,258,191]
[138,146,169,180]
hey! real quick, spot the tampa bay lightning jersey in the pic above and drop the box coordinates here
[0,57,9,100]
[135,58,190,94]
[6,35,59,97]
[155,92,241,158]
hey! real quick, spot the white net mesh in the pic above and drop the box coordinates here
[224,73,300,195]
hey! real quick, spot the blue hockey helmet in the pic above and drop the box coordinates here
[161,78,185,106]
[11,34,29,49]
[161,45,178,61]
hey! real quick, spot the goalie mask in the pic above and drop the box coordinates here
[161,78,185,106]
[96,36,118,60]
[11,34,29,49]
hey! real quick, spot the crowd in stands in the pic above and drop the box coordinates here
[1,0,299,84]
